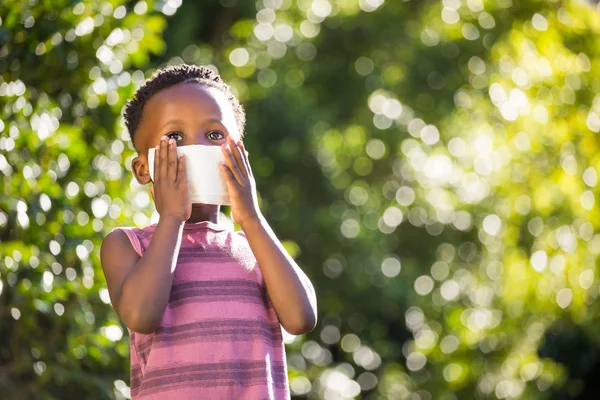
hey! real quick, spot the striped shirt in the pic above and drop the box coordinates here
[114,220,289,399]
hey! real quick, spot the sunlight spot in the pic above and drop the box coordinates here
[532,13,548,31]
[102,325,123,341]
[556,288,572,309]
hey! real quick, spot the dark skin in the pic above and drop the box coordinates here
[100,83,317,335]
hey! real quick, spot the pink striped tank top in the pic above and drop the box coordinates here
[114,220,290,399]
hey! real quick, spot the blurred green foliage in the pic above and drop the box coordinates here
[2,0,600,399]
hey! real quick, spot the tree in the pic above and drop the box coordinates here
[0,1,166,398]
[2,0,600,399]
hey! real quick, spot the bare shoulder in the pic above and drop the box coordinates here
[100,229,138,259]
[100,229,141,313]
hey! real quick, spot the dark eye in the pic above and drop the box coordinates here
[208,131,225,141]
[167,131,183,142]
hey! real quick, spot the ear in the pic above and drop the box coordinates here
[132,155,152,185]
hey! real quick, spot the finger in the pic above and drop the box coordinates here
[176,154,187,184]
[167,138,177,182]
[221,142,244,184]
[159,136,168,179]
[219,161,239,188]
[237,140,253,179]
[228,135,248,179]
[153,144,160,183]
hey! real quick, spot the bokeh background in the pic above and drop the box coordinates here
[2,0,600,399]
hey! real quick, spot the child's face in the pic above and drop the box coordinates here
[131,82,241,185]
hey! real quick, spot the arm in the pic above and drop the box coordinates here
[101,136,191,334]
[100,217,184,334]
[241,217,317,335]
[220,135,317,335]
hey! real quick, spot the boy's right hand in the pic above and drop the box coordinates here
[149,136,191,224]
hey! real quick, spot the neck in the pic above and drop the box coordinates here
[186,204,220,224]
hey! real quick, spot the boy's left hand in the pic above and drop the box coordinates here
[220,135,261,228]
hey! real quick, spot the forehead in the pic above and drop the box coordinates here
[136,82,238,147]
[145,82,234,122]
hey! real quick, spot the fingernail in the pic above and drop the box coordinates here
[169,139,174,145]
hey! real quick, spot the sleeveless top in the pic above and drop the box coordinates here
[114,220,290,400]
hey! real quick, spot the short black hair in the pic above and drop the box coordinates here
[123,64,246,147]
